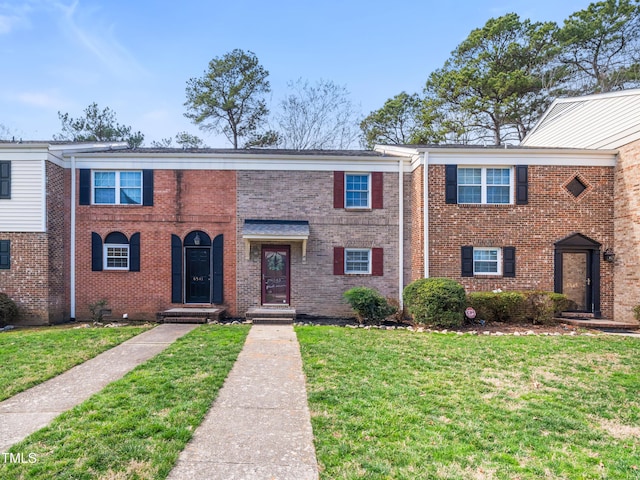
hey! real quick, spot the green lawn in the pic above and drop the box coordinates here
[297,327,640,480]
[1,324,249,480]
[0,325,151,401]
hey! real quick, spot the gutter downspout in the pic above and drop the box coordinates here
[70,156,76,320]
[423,153,429,278]
[398,156,404,308]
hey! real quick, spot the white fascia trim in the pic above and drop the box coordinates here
[70,155,409,172]
[426,151,617,167]
[242,234,309,242]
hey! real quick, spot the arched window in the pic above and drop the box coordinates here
[91,232,140,272]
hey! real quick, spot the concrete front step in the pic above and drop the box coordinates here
[245,307,296,322]
[556,316,639,330]
[251,317,295,325]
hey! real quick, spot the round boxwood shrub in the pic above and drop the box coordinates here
[403,278,466,328]
[343,287,397,324]
[0,293,18,327]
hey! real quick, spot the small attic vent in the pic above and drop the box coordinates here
[566,176,587,198]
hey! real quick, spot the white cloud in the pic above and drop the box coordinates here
[16,90,69,109]
[52,0,148,79]
[0,2,34,34]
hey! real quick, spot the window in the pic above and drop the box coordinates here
[93,171,142,205]
[0,240,9,269]
[473,248,501,275]
[104,244,129,270]
[345,173,370,208]
[0,161,10,199]
[345,248,371,274]
[457,167,511,204]
[93,232,140,272]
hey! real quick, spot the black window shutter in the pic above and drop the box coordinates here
[91,232,103,271]
[143,170,154,206]
[0,240,10,269]
[515,165,528,205]
[79,169,91,205]
[129,233,140,272]
[445,165,457,204]
[461,246,474,277]
[503,246,516,277]
[212,234,224,304]
[0,161,11,199]
[171,234,183,303]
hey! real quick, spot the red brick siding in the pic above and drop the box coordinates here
[614,140,640,323]
[75,169,237,321]
[427,164,614,318]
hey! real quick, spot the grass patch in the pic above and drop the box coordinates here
[0,325,151,401]
[1,324,249,480]
[297,327,640,479]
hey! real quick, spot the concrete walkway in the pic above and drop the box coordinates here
[0,323,198,452]
[167,324,319,480]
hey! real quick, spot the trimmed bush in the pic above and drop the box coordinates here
[403,278,466,328]
[467,291,525,323]
[467,290,570,325]
[0,293,18,327]
[343,287,397,324]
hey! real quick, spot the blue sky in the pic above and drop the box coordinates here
[1,0,594,146]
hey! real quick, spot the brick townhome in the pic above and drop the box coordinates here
[1,89,639,325]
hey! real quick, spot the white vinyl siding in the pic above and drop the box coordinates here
[0,158,45,232]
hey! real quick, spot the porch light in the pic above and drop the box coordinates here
[603,248,615,263]
[194,233,201,246]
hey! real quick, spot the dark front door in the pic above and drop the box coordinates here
[186,247,211,303]
[554,233,601,317]
[561,251,591,311]
[262,246,290,305]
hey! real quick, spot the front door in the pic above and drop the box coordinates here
[186,247,211,303]
[261,246,290,305]
[561,251,591,311]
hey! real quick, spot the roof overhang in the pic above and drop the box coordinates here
[242,220,310,262]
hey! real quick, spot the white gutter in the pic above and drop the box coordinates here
[423,153,429,278]
[398,156,404,308]
[70,155,76,320]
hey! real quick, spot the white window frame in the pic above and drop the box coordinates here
[345,248,372,274]
[92,170,143,205]
[345,173,371,209]
[458,167,513,205]
[473,247,502,275]
[104,244,130,271]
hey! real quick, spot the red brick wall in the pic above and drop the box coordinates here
[614,140,640,323]
[46,161,70,323]
[410,165,424,282]
[0,232,50,324]
[427,164,614,318]
[75,169,237,321]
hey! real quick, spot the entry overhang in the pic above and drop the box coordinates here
[242,219,310,262]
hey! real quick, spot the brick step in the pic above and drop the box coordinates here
[559,311,595,319]
[157,307,225,324]
[162,317,208,324]
[251,317,294,325]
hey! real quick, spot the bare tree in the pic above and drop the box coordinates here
[276,78,360,150]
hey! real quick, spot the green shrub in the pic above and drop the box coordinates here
[0,293,18,327]
[467,291,525,323]
[343,287,397,324]
[467,290,570,325]
[633,305,640,321]
[522,291,570,325]
[403,278,466,328]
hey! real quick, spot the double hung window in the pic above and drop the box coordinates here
[473,247,501,275]
[345,249,371,274]
[345,174,370,208]
[458,167,511,204]
[93,171,142,205]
